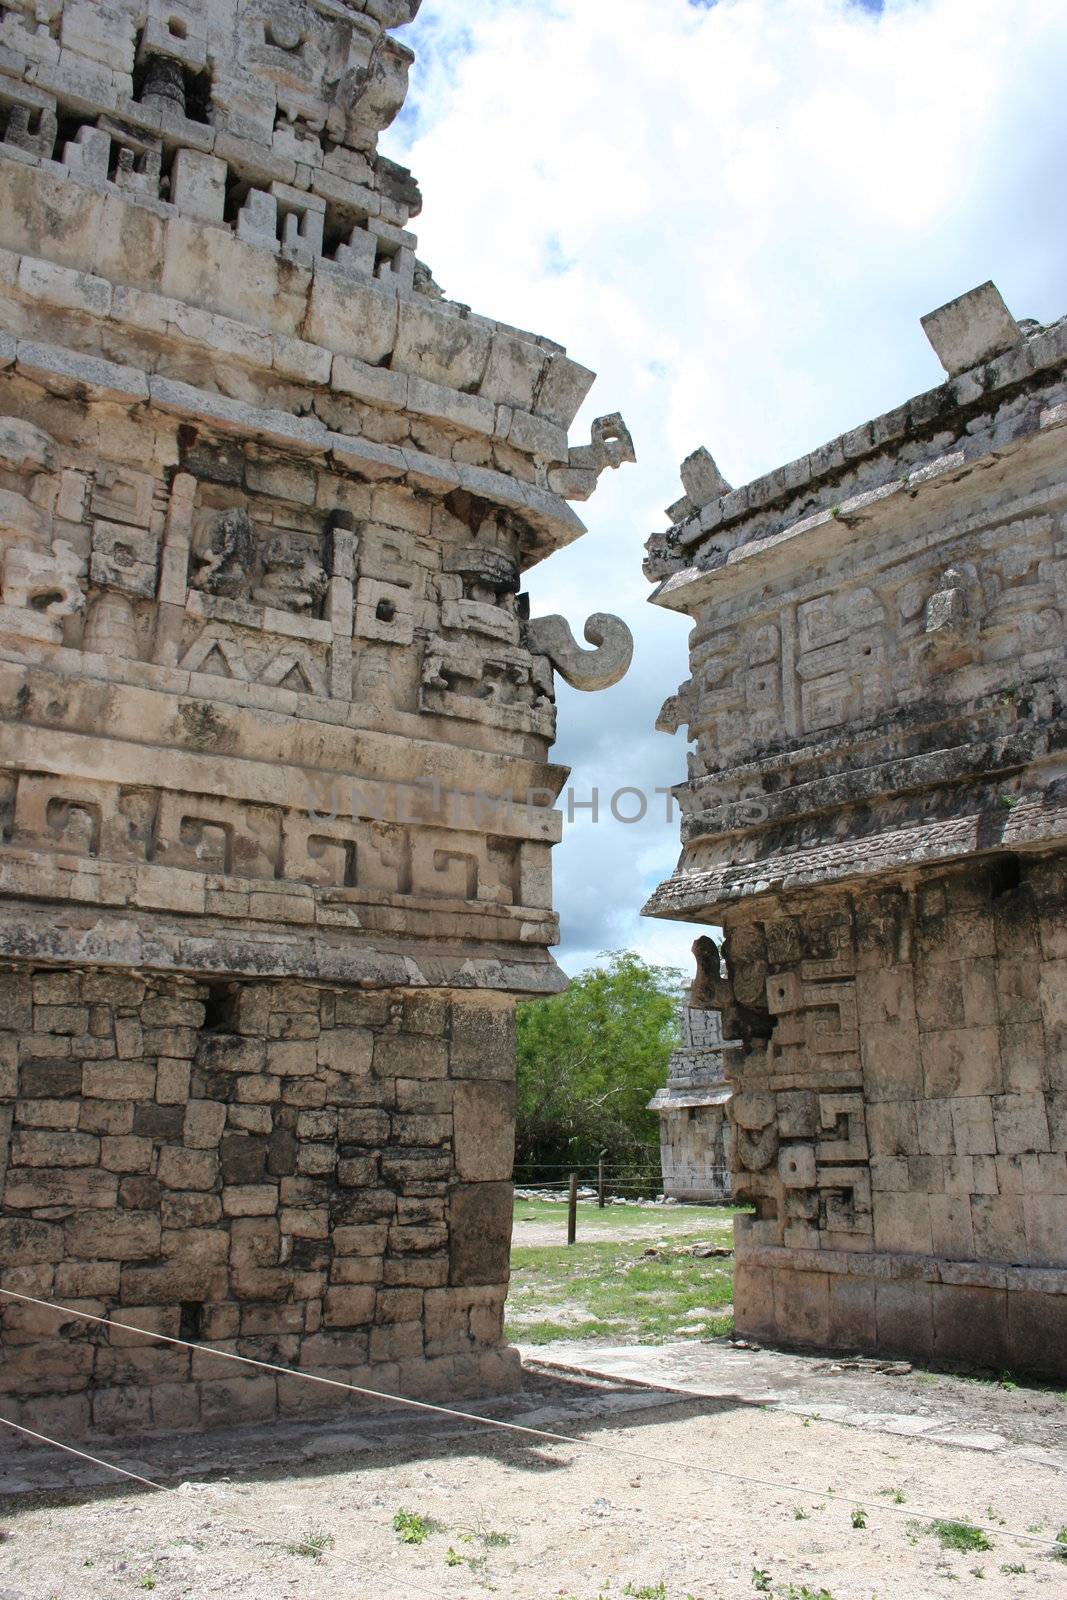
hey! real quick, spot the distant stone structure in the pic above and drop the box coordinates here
[0,0,633,1437]
[645,283,1067,1379]
[649,1006,732,1203]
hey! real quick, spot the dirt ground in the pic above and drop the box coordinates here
[2,1369,1066,1600]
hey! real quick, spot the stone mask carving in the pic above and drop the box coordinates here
[254,532,327,615]
[192,510,258,598]
[328,33,415,145]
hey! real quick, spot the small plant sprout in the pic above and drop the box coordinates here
[851,1508,868,1530]
[286,1526,335,1561]
[623,1585,668,1600]
[1056,1527,1067,1559]
[752,1572,771,1593]
[878,1487,906,1504]
[1000,1563,1027,1575]
[137,1577,155,1592]
[479,1528,512,1548]
[392,1509,442,1546]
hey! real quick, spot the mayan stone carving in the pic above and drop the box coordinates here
[0,0,634,1438]
[646,283,1067,1379]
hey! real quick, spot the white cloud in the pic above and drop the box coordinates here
[383,0,1067,976]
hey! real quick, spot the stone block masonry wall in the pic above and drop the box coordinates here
[722,854,1067,1379]
[0,967,519,1437]
[645,282,1067,1378]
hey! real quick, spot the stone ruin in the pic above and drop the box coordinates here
[0,0,634,1438]
[648,1004,732,1204]
[646,283,1067,1379]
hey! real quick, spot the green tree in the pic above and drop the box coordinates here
[515,950,683,1180]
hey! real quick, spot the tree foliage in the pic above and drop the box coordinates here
[515,950,683,1174]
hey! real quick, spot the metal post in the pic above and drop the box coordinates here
[567,1171,578,1245]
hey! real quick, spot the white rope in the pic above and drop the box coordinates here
[0,1287,1063,1555]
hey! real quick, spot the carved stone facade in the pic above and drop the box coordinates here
[648,1006,732,1204]
[646,283,1067,1378]
[0,0,633,1436]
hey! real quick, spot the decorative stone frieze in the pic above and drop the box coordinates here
[0,0,634,1436]
[646,283,1067,1379]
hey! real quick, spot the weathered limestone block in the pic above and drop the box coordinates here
[171,149,227,224]
[646,283,1067,1379]
[921,281,1022,377]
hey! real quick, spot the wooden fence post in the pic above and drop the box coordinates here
[567,1172,578,1245]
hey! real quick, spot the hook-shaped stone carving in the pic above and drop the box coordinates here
[548,413,637,502]
[524,612,633,692]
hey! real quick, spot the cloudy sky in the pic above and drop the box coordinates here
[381,0,1067,980]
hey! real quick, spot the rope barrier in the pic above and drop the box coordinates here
[0,1287,1063,1556]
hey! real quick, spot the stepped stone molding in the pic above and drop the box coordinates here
[646,283,1067,1379]
[0,0,633,1437]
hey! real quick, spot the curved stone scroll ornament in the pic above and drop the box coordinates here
[524,613,633,692]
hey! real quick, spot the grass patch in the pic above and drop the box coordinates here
[506,1202,738,1345]
[929,1521,993,1554]
[507,1241,735,1344]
